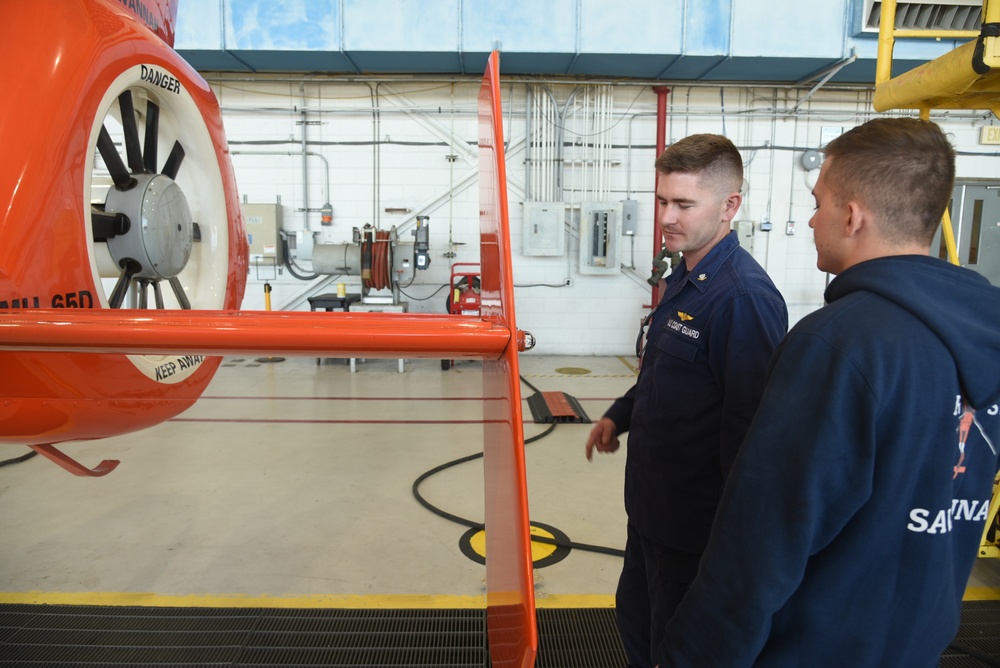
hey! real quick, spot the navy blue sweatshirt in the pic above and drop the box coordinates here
[659,255,1000,667]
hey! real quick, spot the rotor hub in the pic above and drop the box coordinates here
[104,174,193,280]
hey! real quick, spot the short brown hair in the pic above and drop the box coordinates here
[822,118,955,245]
[655,134,744,197]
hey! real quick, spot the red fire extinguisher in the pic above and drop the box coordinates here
[443,263,481,370]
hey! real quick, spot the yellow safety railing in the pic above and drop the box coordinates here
[875,0,1000,267]
[876,0,1000,120]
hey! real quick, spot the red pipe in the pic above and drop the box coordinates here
[651,86,670,306]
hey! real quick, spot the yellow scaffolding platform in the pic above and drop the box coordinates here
[874,0,1000,118]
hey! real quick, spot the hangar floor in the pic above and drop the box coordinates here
[1,354,998,664]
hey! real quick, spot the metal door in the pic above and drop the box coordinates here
[935,183,1000,286]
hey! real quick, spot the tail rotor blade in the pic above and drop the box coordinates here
[162,140,185,180]
[153,280,166,309]
[91,208,130,241]
[143,101,159,173]
[168,276,191,309]
[118,91,144,173]
[108,260,140,308]
[97,125,134,190]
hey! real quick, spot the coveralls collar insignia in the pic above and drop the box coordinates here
[685,231,740,293]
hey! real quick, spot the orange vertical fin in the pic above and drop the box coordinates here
[479,51,538,668]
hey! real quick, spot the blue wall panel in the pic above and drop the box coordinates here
[462,0,577,53]
[733,0,847,58]
[685,0,731,55]
[173,0,960,83]
[578,0,684,56]
[227,0,341,50]
[346,0,458,52]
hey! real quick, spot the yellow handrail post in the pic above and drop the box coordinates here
[987,0,1000,27]
[941,209,961,267]
[876,0,899,87]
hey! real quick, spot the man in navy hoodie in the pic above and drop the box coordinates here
[657,118,1000,667]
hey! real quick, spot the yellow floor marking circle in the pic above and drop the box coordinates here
[529,525,558,561]
[469,529,486,558]
[459,522,572,568]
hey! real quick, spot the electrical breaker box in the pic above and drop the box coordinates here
[522,202,565,256]
[621,199,638,236]
[241,203,284,265]
[579,201,621,275]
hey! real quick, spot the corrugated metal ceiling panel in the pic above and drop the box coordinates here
[863,0,982,31]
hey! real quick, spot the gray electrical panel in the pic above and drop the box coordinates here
[241,203,284,265]
[523,202,565,256]
[622,199,638,236]
[733,219,755,253]
[579,201,621,275]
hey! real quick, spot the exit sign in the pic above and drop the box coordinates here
[980,126,1000,144]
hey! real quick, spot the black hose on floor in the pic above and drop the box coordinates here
[0,450,37,468]
[410,377,625,559]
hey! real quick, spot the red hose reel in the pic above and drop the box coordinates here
[360,227,392,291]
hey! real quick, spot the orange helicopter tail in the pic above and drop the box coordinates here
[478,51,539,668]
[121,0,179,46]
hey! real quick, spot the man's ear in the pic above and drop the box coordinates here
[845,201,867,238]
[721,192,742,222]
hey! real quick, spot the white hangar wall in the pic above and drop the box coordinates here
[211,75,999,356]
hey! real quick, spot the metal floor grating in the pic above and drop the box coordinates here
[941,601,1000,668]
[1,602,997,666]
[535,608,626,667]
[0,607,488,667]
